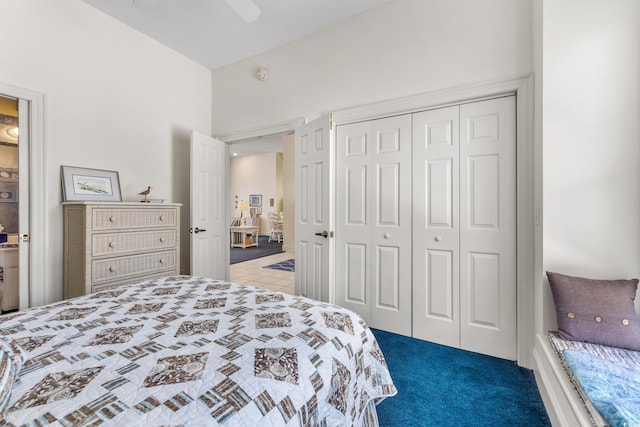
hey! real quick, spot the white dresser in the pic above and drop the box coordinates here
[63,202,181,298]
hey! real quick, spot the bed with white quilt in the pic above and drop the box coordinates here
[0,276,396,426]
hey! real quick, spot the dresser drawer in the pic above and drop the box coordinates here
[92,208,178,231]
[92,250,177,283]
[90,271,176,294]
[92,230,177,257]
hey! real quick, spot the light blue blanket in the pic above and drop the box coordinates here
[563,349,640,427]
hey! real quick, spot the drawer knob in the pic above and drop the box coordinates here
[109,266,117,272]
[108,241,116,248]
[109,216,116,223]
[159,215,166,221]
[159,258,165,264]
[159,237,165,243]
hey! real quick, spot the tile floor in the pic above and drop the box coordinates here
[229,252,294,295]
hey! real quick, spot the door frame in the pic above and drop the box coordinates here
[332,76,536,368]
[0,81,46,310]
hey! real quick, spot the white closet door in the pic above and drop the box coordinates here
[412,96,516,360]
[459,96,516,359]
[370,115,412,336]
[336,115,412,336]
[336,121,371,322]
[412,105,460,347]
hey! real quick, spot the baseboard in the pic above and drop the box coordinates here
[282,244,294,253]
[532,333,605,427]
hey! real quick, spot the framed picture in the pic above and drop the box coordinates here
[250,207,262,217]
[249,194,262,206]
[61,165,122,202]
[0,188,17,202]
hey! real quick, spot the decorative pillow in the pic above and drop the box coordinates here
[0,338,24,422]
[547,271,640,351]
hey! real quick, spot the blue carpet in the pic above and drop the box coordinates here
[372,329,551,427]
[230,236,283,264]
[263,259,295,272]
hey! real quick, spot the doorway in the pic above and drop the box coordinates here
[227,135,294,293]
[0,81,45,312]
[0,95,19,313]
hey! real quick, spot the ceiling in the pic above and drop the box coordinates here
[82,0,395,71]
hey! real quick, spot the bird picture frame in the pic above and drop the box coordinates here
[60,165,122,202]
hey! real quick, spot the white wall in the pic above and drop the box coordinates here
[211,0,533,134]
[0,0,212,305]
[230,153,279,236]
[542,0,640,331]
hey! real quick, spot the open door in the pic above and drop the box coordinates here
[190,130,228,279]
[294,115,333,302]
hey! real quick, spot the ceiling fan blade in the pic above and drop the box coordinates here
[225,0,261,23]
[131,0,161,12]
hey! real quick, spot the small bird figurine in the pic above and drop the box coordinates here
[138,186,152,203]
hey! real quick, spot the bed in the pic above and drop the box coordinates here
[0,275,396,426]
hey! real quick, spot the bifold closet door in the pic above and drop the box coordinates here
[412,105,461,348]
[413,96,516,360]
[459,97,516,359]
[336,115,412,336]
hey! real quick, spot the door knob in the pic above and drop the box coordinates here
[315,230,329,238]
[190,227,207,234]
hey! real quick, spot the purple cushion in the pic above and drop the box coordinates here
[547,271,640,351]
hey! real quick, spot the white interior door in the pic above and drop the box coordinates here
[459,96,516,359]
[336,115,412,336]
[190,130,228,280]
[294,116,332,302]
[412,105,460,347]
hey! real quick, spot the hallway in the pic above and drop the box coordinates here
[229,252,294,294]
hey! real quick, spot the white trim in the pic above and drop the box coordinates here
[332,75,537,368]
[0,81,46,310]
[331,76,532,124]
[215,118,305,143]
[533,333,605,426]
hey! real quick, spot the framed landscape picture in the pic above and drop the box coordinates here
[61,165,122,202]
[249,194,262,206]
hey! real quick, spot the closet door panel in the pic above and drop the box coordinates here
[467,251,501,327]
[345,244,367,304]
[370,115,412,336]
[346,165,367,225]
[336,122,371,322]
[425,249,454,320]
[376,245,400,309]
[460,96,517,360]
[468,155,499,228]
[412,106,460,346]
[427,159,453,227]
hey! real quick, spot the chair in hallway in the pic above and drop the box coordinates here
[268,212,283,243]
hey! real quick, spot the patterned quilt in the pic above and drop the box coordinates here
[550,332,640,427]
[0,276,396,426]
